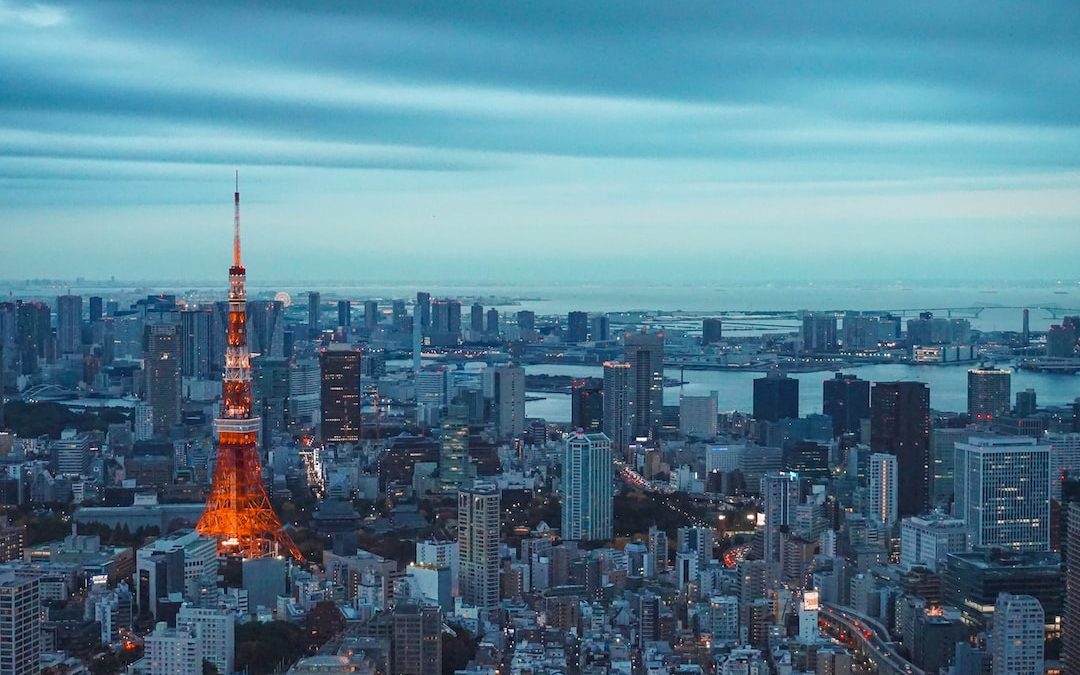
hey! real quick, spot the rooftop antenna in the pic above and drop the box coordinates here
[233,169,241,267]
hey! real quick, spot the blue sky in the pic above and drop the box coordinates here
[2,1,1079,282]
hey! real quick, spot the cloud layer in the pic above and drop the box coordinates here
[2,0,1079,280]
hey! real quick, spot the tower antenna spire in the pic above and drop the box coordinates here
[233,169,241,267]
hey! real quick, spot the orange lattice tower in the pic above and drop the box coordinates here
[196,173,302,560]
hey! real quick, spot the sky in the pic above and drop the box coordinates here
[2,0,1079,283]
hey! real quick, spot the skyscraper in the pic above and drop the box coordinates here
[337,299,351,329]
[566,311,588,343]
[144,323,181,435]
[590,315,610,342]
[822,372,870,438]
[571,378,604,433]
[389,603,442,675]
[871,381,930,517]
[363,300,378,334]
[561,431,614,542]
[16,300,50,373]
[88,296,103,323]
[319,345,362,444]
[866,453,898,527]
[458,481,500,610]
[1064,502,1080,672]
[176,605,234,675]
[438,403,470,495]
[679,393,718,438]
[484,365,524,439]
[801,313,837,352]
[415,292,431,333]
[247,300,285,357]
[56,294,82,354]
[624,330,664,439]
[430,299,462,344]
[991,594,1044,675]
[179,308,212,379]
[470,302,484,333]
[516,310,535,331]
[954,436,1050,551]
[307,291,321,336]
[967,366,1011,423]
[763,471,800,564]
[485,307,499,336]
[702,318,723,345]
[602,361,634,455]
[144,622,201,675]
[753,371,798,422]
[0,568,40,675]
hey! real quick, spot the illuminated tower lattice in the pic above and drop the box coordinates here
[196,174,302,560]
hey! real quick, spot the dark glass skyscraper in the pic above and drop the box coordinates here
[823,372,870,438]
[566,311,588,343]
[871,381,930,517]
[319,345,362,443]
[624,330,664,439]
[571,378,604,433]
[753,371,798,422]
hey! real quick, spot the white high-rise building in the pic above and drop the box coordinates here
[762,471,800,564]
[991,594,1044,675]
[416,540,458,595]
[134,402,154,441]
[1046,432,1080,500]
[287,358,320,426]
[561,432,614,542]
[680,393,718,438]
[899,513,967,571]
[484,366,525,439]
[176,605,234,674]
[457,481,500,610]
[867,453,898,527]
[144,622,201,675]
[0,568,40,675]
[954,436,1051,551]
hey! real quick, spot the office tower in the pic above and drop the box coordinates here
[702,318,723,345]
[88,296,103,323]
[438,403,470,495]
[637,592,661,646]
[179,308,212,379]
[56,294,82,354]
[590,315,610,342]
[145,622,201,675]
[822,372,870,438]
[363,300,378,333]
[1015,388,1037,417]
[968,367,1011,423]
[391,299,406,330]
[871,381,930,517]
[709,595,740,647]
[429,299,462,345]
[899,513,967,571]
[1022,308,1031,346]
[866,453,898,527]
[566,311,588,343]
[1065,503,1080,673]
[0,518,24,563]
[0,569,40,675]
[307,291,320,336]
[753,371,798,422]
[0,302,17,386]
[1047,432,1080,499]
[176,605,234,674]
[484,365,524,439]
[801,313,837,352]
[485,307,499,336]
[624,330,664,439]
[1047,323,1078,358]
[287,358,320,426]
[53,430,90,477]
[194,177,301,560]
[516,310,535,331]
[337,299,351,329]
[991,594,1044,675]
[571,378,604,433]
[319,345,362,444]
[602,361,635,454]
[470,302,484,333]
[680,392,718,438]
[954,437,1050,551]
[144,323,181,435]
[561,432,614,542]
[458,481,500,609]
[252,356,290,440]
[389,603,442,675]
[246,300,285,357]
[415,292,431,332]
[763,471,800,564]
[16,300,50,373]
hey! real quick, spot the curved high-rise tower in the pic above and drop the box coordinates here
[196,174,302,560]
